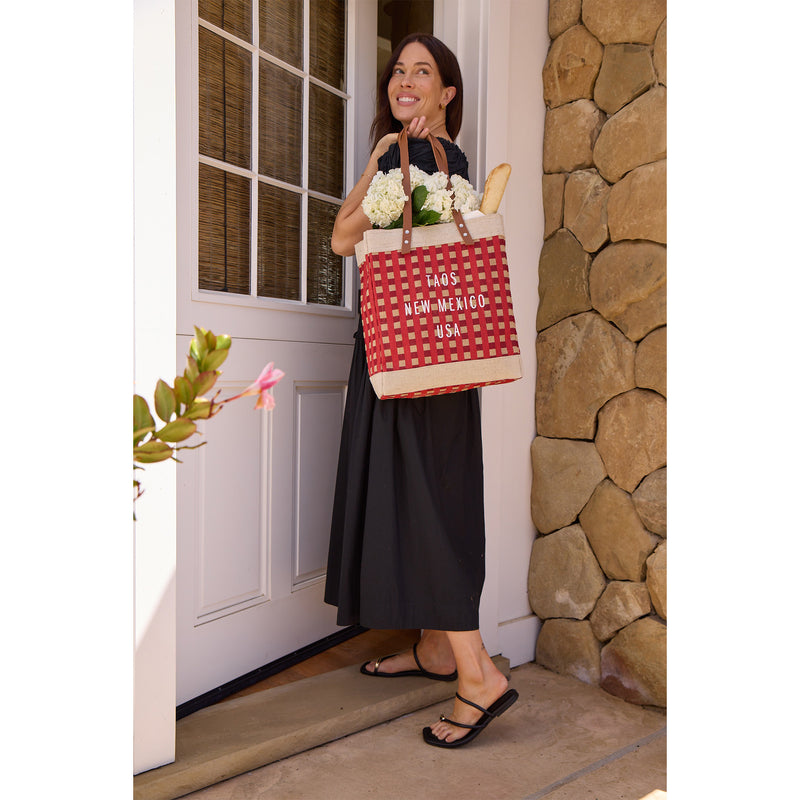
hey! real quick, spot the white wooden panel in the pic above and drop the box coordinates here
[293,385,347,587]
[176,335,353,703]
[195,382,270,620]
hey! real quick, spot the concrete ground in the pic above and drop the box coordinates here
[177,662,666,800]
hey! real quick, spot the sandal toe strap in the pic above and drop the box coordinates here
[438,714,481,731]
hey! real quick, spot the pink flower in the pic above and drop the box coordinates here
[223,362,285,410]
[241,362,285,410]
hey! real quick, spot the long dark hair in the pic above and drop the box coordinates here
[369,33,464,150]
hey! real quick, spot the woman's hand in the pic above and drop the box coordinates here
[405,116,431,140]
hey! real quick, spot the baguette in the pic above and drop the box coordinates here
[479,163,512,214]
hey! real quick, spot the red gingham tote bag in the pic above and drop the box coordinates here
[356,128,522,400]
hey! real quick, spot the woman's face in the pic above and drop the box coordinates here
[387,41,455,133]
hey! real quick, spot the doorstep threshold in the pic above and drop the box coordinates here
[134,656,510,800]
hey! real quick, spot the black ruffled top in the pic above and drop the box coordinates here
[377,137,470,182]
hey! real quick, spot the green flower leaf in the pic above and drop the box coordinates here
[156,417,197,443]
[185,356,200,382]
[193,370,218,397]
[184,399,213,420]
[190,326,208,361]
[415,209,442,226]
[174,376,195,407]
[200,348,228,373]
[215,334,232,351]
[133,394,155,434]
[134,440,175,463]
[134,425,155,446]
[205,329,217,351]
[385,215,403,230]
[154,379,177,423]
[411,185,428,214]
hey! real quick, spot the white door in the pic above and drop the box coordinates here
[174,0,375,704]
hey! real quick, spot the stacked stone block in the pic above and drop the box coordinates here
[530,0,666,708]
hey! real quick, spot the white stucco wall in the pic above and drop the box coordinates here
[4,2,134,796]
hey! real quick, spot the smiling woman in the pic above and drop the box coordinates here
[325,32,519,749]
[387,41,456,135]
[370,33,464,153]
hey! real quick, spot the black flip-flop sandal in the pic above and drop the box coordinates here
[422,688,519,748]
[360,642,458,681]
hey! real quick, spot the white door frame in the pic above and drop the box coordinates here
[133,0,178,775]
[436,0,547,666]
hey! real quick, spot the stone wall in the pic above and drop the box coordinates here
[529,0,666,707]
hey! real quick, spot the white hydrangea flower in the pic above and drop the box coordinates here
[361,167,480,229]
[450,173,481,214]
[423,186,454,220]
[361,169,407,228]
[408,164,429,190]
[423,170,449,193]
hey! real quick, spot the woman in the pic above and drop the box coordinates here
[325,33,517,748]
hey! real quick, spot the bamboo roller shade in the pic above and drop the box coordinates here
[198,0,345,305]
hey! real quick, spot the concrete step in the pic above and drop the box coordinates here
[134,656,510,800]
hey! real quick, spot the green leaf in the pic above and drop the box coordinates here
[156,417,198,443]
[133,394,155,433]
[154,379,177,423]
[414,209,442,226]
[184,399,213,420]
[205,330,217,351]
[193,370,218,397]
[411,185,428,214]
[190,327,208,361]
[134,425,155,446]
[185,356,200,382]
[215,334,232,351]
[134,440,174,463]
[385,215,403,230]
[200,348,228,373]
[174,376,195,407]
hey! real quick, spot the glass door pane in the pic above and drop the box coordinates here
[259,0,302,69]
[257,182,301,300]
[310,0,346,90]
[199,164,251,294]
[258,58,303,185]
[199,27,252,171]
[308,85,345,198]
[307,197,342,306]
[199,0,252,41]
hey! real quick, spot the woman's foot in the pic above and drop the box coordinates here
[362,630,456,678]
[428,668,509,744]
[425,630,510,745]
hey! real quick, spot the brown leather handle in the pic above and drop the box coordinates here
[396,126,474,254]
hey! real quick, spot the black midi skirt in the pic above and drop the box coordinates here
[324,322,486,632]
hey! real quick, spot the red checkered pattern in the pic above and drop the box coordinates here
[360,233,521,399]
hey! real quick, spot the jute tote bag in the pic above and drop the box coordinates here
[356,128,522,400]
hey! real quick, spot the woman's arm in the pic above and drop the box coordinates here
[330,133,395,256]
[331,118,431,257]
